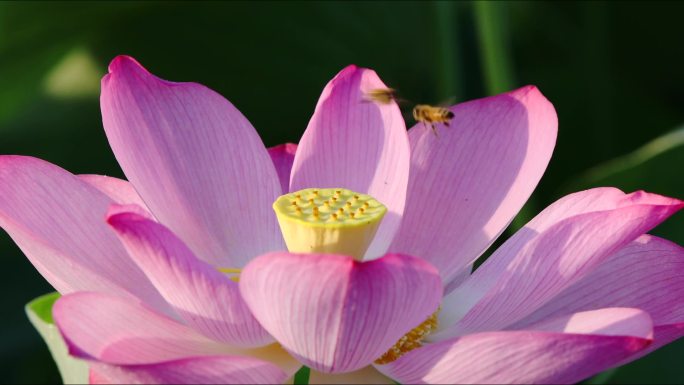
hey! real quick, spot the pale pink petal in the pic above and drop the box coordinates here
[107,209,273,347]
[435,189,682,339]
[290,65,410,259]
[513,235,684,329]
[88,356,287,385]
[442,264,472,295]
[0,156,167,311]
[92,342,301,381]
[241,344,303,380]
[379,308,652,384]
[239,252,442,373]
[88,368,109,384]
[78,174,150,213]
[510,235,684,359]
[442,188,643,309]
[54,292,230,365]
[377,331,650,384]
[268,143,297,193]
[526,308,653,339]
[390,86,557,283]
[101,55,283,267]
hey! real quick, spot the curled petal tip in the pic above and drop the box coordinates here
[507,84,547,102]
[107,55,146,75]
[519,84,540,93]
[105,204,152,225]
[623,190,684,208]
[271,142,298,154]
[329,64,367,86]
[341,63,360,73]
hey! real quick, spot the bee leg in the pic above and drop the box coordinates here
[431,124,439,137]
[444,122,450,127]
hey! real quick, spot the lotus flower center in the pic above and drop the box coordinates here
[273,188,387,260]
[375,310,439,364]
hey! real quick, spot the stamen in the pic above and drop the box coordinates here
[217,267,242,282]
[375,310,439,364]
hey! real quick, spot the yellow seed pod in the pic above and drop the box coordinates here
[272,188,387,260]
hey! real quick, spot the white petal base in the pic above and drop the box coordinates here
[26,293,89,384]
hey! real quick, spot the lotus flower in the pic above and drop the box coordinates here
[3,55,684,384]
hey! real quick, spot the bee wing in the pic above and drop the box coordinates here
[362,88,391,104]
[361,88,411,106]
[437,96,458,108]
[394,96,411,106]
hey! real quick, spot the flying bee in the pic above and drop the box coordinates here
[412,104,454,136]
[363,88,400,105]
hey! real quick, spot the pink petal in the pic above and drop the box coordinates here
[0,156,167,311]
[78,174,150,213]
[107,208,273,347]
[377,330,650,384]
[268,143,297,193]
[88,356,287,385]
[239,252,442,373]
[106,203,154,221]
[511,235,684,358]
[442,265,472,295]
[436,189,682,339]
[101,55,283,268]
[54,292,229,365]
[390,86,557,284]
[289,65,410,259]
[380,308,652,384]
[444,188,651,304]
[526,308,653,339]
[513,235,684,329]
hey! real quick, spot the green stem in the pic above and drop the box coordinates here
[433,0,462,102]
[585,367,618,384]
[473,1,538,230]
[293,366,310,385]
[473,0,514,94]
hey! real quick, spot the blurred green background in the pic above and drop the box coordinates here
[1,1,683,383]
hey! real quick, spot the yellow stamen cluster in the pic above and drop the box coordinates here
[273,188,386,260]
[217,267,241,282]
[374,311,439,365]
